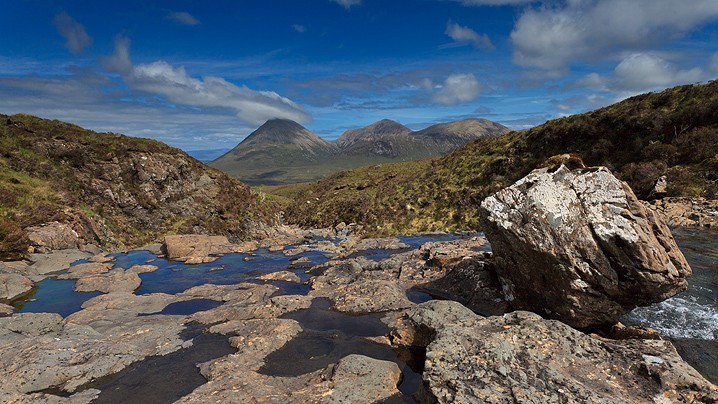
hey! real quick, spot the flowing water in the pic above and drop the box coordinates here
[9,230,718,399]
[622,227,718,383]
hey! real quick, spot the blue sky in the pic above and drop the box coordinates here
[2,0,718,155]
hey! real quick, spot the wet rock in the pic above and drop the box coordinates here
[329,279,413,314]
[608,322,662,340]
[74,270,141,293]
[479,165,692,328]
[163,234,230,264]
[180,319,401,403]
[61,262,112,278]
[0,311,188,395]
[183,283,313,325]
[26,222,79,253]
[88,253,114,263]
[0,303,13,317]
[137,243,164,255]
[339,237,410,257]
[257,271,301,283]
[400,301,718,403]
[28,249,92,276]
[79,292,176,314]
[127,264,159,274]
[0,273,33,300]
[0,312,63,338]
[650,197,718,227]
[308,258,413,313]
[321,354,402,403]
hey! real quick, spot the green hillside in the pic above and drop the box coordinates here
[0,114,279,259]
[277,80,718,235]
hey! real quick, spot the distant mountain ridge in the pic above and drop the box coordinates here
[211,117,509,185]
[277,79,718,236]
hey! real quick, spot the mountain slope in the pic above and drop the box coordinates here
[414,118,510,151]
[278,80,718,235]
[212,117,510,186]
[335,119,412,157]
[210,119,338,185]
[0,114,279,259]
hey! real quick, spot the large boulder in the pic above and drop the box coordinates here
[25,222,79,252]
[479,164,691,328]
[397,301,718,403]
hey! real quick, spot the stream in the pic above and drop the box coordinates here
[10,229,718,401]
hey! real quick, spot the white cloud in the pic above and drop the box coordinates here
[168,11,200,26]
[511,0,718,70]
[104,37,310,126]
[431,73,481,105]
[331,0,362,9]
[292,24,306,33]
[445,22,494,49]
[53,12,92,54]
[580,53,713,97]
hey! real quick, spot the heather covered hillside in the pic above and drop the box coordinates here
[278,80,718,235]
[0,114,279,259]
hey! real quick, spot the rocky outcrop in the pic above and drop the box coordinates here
[395,301,718,403]
[308,258,414,314]
[0,274,33,301]
[650,197,718,227]
[1,114,279,260]
[479,164,692,328]
[26,222,80,252]
[163,234,231,264]
[74,270,142,293]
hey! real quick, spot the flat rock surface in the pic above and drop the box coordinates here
[0,273,34,301]
[74,270,142,293]
[28,249,92,276]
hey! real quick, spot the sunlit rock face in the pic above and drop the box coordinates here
[479,164,691,328]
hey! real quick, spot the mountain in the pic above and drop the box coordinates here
[210,119,338,185]
[414,118,510,151]
[211,117,510,186]
[0,114,279,260]
[277,79,718,235]
[335,119,412,157]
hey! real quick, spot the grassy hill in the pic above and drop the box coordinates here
[0,114,280,259]
[276,80,718,235]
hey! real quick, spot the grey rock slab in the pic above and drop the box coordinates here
[0,273,33,300]
[400,301,718,403]
[28,250,92,276]
[74,270,141,293]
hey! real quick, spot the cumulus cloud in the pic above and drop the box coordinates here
[104,37,310,126]
[431,73,481,105]
[511,0,718,70]
[168,11,200,26]
[53,12,92,54]
[445,22,494,49]
[580,53,713,97]
[292,24,306,33]
[331,0,362,9]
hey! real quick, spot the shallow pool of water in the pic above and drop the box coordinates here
[13,279,101,317]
